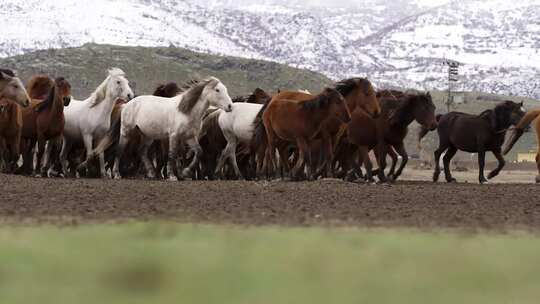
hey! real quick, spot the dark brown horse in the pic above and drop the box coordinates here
[428,101,525,184]
[345,92,438,182]
[256,88,351,180]
[20,77,72,176]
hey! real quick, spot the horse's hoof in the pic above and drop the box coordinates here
[182,169,192,179]
[113,175,122,180]
[168,176,178,182]
[446,178,457,183]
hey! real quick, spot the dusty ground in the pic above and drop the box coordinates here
[1,169,540,231]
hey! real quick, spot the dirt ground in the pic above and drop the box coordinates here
[1,169,539,231]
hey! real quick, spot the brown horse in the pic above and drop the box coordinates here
[257,87,351,180]
[429,101,525,184]
[503,109,540,183]
[345,92,438,182]
[0,98,23,172]
[0,70,30,107]
[19,77,72,176]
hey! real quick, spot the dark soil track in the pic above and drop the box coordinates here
[1,174,540,231]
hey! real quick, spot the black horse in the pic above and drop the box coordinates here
[426,101,525,184]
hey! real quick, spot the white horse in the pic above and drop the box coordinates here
[0,69,30,107]
[113,77,233,181]
[60,68,133,177]
[209,103,263,179]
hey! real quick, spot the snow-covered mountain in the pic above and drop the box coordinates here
[1,0,539,98]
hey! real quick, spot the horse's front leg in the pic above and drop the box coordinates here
[391,143,409,182]
[315,132,332,178]
[488,149,506,180]
[387,147,399,179]
[375,143,388,183]
[476,142,488,184]
[182,137,202,179]
[167,135,180,181]
[35,135,47,177]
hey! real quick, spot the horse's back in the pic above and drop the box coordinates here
[121,95,178,139]
[221,103,262,142]
[438,112,491,152]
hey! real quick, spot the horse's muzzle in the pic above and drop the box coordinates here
[225,104,233,112]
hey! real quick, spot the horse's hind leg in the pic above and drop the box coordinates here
[391,143,409,182]
[182,137,203,179]
[165,135,180,181]
[59,138,73,177]
[443,146,458,183]
[488,149,506,180]
[35,135,47,177]
[433,143,449,182]
[112,134,128,179]
[387,147,399,179]
[536,153,540,184]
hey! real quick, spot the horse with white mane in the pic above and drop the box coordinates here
[60,68,133,178]
[113,77,233,181]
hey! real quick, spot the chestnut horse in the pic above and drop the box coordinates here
[19,77,72,176]
[0,98,23,172]
[256,88,351,180]
[430,101,525,184]
[345,92,438,182]
[503,109,540,183]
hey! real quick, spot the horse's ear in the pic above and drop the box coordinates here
[427,92,431,98]
[520,101,524,107]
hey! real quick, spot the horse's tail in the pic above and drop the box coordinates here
[77,115,123,170]
[251,97,271,151]
[503,110,540,155]
[417,114,442,150]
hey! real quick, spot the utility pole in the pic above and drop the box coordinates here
[444,59,460,113]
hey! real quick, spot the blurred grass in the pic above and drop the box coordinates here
[0,223,539,304]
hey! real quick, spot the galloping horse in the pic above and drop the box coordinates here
[503,108,540,183]
[112,77,233,181]
[346,92,438,182]
[429,101,525,184]
[256,88,351,180]
[0,70,31,171]
[60,68,133,178]
[20,77,72,176]
[316,78,381,177]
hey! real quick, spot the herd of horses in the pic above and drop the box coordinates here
[0,67,538,184]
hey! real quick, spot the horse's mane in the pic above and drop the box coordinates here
[35,77,69,113]
[27,75,54,100]
[0,69,15,78]
[90,68,126,108]
[302,89,338,111]
[387,93,425,126]
[233,88,270,104]
[177,77,219,114]
[153,82,180,98]
[334,77,372,98]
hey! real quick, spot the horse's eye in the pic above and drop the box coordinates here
[216,89,220,93]
[117,81,121,85]
[13,85,18,89]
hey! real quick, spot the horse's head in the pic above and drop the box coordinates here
[55,77,72,106]
[323,88,351,124]
[154,82,180,98]
[27,75,54,100]
[104,68,133,102]
[411,92,438,131]
[493,101,526,130]
[251,88,271,104]
[0,71,30,107]
[204,77,233,112]
[336,78,381,119]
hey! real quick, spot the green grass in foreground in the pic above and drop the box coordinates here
[0,223,539,304]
